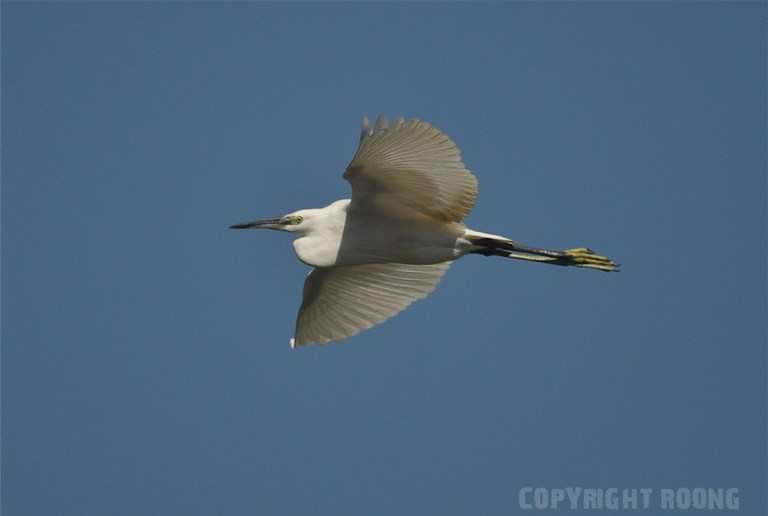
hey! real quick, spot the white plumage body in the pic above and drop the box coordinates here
[292,199,468,268]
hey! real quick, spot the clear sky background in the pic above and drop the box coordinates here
[3,3,765,515]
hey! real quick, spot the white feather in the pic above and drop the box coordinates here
[344,116,478,223]
[292,262,450,347]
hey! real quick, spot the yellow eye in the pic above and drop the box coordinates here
[282,215,303,225]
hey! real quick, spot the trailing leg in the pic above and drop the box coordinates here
[465,231,619,272]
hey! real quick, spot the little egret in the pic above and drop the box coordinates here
[231,115,618,348]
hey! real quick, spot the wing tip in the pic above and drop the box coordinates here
[374,114,388,131]
[360,114,371,142]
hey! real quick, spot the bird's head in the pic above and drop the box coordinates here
[229,210,313,235]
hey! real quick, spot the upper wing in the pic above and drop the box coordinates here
[291,261,451,347]
[343,115,478,223]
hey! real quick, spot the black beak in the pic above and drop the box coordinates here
[229,218,282,229]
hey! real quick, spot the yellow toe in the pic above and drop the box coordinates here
[563,248,620,272]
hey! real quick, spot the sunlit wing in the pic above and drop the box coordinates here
[290,261,451,347]
[344,115,478,223]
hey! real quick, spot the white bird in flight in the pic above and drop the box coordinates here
[232,115,618,348]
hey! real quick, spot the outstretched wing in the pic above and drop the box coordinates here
[291,261,451,347]
[344,115,478,223]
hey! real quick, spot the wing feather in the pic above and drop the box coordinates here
[291,262,450,347]
[344,115,478,222]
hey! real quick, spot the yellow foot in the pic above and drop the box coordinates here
[563,247,620,272]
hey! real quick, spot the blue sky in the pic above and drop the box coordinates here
[3,3,765,515]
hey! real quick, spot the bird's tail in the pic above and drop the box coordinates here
[464,230,619,272]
